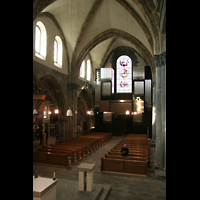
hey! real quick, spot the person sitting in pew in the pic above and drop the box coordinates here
[121,144,129,156]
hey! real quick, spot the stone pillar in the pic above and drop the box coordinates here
[161,51,166,171]
[153,54,162,168]
[153,53,166,170]
[72,88,78,138]
[151,81,156,145]
[58,116,67,142]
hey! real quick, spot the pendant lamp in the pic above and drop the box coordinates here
[66,107,73,116]
[89,109,94,116]
[33,109,38,115]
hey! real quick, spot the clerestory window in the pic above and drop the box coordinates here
[87,59,91,81]
[35,21,47,60]
[54,36,62,68]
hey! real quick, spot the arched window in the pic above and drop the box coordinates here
[87,59,91,81]
[54,36,62,68]
[35,25,41,53]
[35,21,47,60]
[116,55,132,93]
[80,60,85,78]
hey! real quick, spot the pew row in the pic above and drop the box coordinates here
[100,134,149,176]
[101,157,148,177]
[33,132,112,167]
[33,151,69,167]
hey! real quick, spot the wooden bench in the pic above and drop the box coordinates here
[37,147,75,164]
[100,134,150,176]
[53,143,85,158]
[105,154,147,161]
[116,138,150,167]
[101,157,148,176]
[108,150,148,158]
[47,145,79,162]
[112,147,148,153]
[33,132,112,168]
[33,151,69,167]
[64,139,95,152]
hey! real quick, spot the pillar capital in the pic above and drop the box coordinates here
[153,52,166,68]
[161,51,166,66]
[153,54,162,68]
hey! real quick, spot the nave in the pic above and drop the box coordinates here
[33,136,165,200]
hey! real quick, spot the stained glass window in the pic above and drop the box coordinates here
[116,55,132,93]
[44,106,47,119]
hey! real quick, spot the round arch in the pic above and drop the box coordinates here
[71,29,155,84]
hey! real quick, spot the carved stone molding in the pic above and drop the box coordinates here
[77,82,93,97]
[153,54,162,68]
[153,52,166,68]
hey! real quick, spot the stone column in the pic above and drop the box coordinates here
[153,54,162,168]
[72,88,78,138]
[153,53,166,170]
[151,81,156,145]
[161,51,166,171]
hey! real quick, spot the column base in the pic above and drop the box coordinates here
[153,164,166,180]
[150,140,156,147]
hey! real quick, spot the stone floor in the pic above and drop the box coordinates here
[33,136,166,200]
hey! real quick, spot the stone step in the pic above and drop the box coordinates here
[56,178,111,200]
[99,185,111,200]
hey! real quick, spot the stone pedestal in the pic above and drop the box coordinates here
[78,163,95,192]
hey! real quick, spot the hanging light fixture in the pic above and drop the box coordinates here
[89,109,94,116]
[33,109,38,115]
[66,107,73,116]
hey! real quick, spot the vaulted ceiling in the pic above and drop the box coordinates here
[33,0,166,82]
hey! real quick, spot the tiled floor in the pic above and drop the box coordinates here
[33,136,166,200]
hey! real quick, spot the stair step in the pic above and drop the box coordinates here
[99,185,111,200]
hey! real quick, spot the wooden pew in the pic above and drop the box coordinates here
[54,143,85,158]
[47,145,79,162]
[37,147,74,164]
[33,151,47,164]
[33,151,69,167]
[101,157,148,176]
[34,132,112,168]
[105,154,147,161]
[110,149,148,157]
[100,134,149,176]
[64,138,95,152]
[108,150,147,158]
[113,146,148,153]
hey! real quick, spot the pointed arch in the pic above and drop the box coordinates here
[72,29,155,84]
[39,75,66,114]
